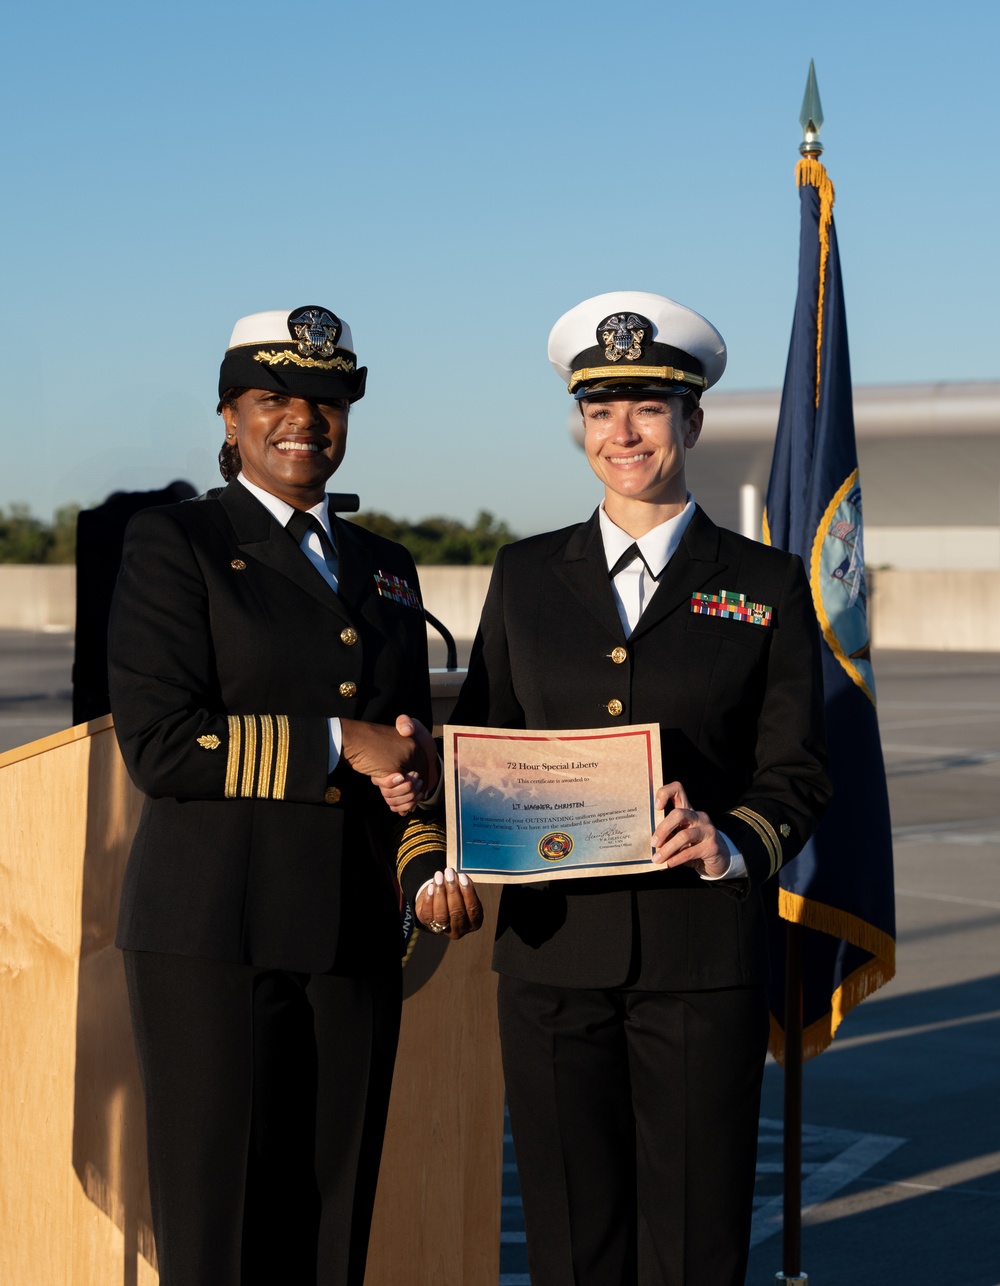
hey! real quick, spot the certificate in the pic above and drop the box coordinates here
[444,723,662,883]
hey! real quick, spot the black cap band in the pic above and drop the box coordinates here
[218,344,367,403]
[569,339,705,398]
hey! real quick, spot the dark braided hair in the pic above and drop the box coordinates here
[217,387,247,481]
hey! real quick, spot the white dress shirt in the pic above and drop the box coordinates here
[599,500,695,637]
[599,500,746,882]
[238,475,344,769]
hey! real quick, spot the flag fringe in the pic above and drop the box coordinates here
[768,952,895,1066]
[795,157,835,407]
[778,887,895,963]
[768,886,896,1064]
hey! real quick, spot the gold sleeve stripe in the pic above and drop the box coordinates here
[224,712,292,800]
[257,714,274,798]
[395,843,447,884]
[225,715,241,799]
[398,821,444,846]
[728,807,775,876]
[397,834,444,860]
[397,845,446,880]
[395,820,446,879]
[746,809,784,879]
[272,715,290,800]
[240,715,258,798]
[735,807,780,878]
[729,806,783,879]
[397,822,445,854]
[741,807,783,878]
[751,810,783,876]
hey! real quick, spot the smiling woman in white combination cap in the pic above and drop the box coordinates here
[447,290,831,1286]
[107,303,481,1286]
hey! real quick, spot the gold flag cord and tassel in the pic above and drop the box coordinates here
[796,156,835,409]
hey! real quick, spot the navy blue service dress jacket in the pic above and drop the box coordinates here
[450,506,831,991]
[109,479,440,976]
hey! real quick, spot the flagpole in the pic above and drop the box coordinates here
[778,924,806,1283]
[775,59,824,1286]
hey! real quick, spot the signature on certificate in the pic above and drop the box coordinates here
[585,824,629,843]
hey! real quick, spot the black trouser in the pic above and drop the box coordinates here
[498,976,769,1286]
[124,950,402,1286]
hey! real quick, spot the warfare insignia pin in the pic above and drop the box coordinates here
[230,559,247,571]
[373,570,421,610]
[288,306,342,359]
[598,312,649,363]
[197,734,221,749]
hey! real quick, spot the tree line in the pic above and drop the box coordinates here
[0,503,515,566]
[351,509,516,565]
[0,504,80,563]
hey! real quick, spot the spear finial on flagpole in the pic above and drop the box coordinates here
[799,59,824,158]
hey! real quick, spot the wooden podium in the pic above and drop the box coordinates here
[0,708,503,1286]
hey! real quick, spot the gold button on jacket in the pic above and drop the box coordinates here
[323,785,342,804]
[340,627,358,646]
[611,646,627,664]
[607,698,624,717]
[339,681,358,698]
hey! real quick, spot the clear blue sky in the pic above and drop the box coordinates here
[3,0,997,535]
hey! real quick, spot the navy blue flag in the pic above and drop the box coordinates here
[763,158,896,1061]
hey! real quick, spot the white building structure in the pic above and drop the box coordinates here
[689,381,1000,570]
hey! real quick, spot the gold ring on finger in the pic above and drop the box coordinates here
[428,920,449,934]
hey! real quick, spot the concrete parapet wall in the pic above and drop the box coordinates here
[0,564,495,641]
[0,565,75,631]
[417,565,493,643]
[3,565,999,652]
[870,569,1000,651]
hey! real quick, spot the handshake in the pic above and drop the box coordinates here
[340,711,439,810]
[340,713,482,941]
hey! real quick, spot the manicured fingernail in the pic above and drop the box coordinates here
[434,870,445,885]
[459,872,470,886]
[445,867,456,884]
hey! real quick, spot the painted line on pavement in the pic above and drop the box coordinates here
[750,1129,906,1248]
[824,1009,1000,1052]
[896,887,1000,909]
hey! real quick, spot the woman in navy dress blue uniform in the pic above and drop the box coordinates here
[443,292,831,1286]
[109,305,480,1286]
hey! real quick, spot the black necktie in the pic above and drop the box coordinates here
[608,542,656,580]
[286,509,337,568]
[286,509,333,555]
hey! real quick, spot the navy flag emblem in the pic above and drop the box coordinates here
[598,312,648,363]
[288,306,342,359]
